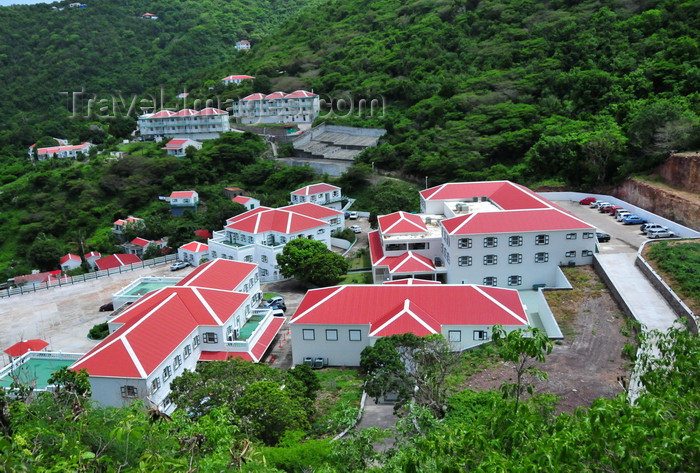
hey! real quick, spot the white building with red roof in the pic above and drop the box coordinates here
[290,183,343,210]
[85,251,101,269]
[208,202,343,281]
[95,254,142,271]
[178,241,209,266]
[235,39,251,50]
[222,74,255,86]
[232,90,320,125]
[370,181,596,289]
[290,283,529,366]
[137,108,230,141]
[122,237,166,257]
[162,138,202,157]
[59,253,82,272]
[70,259,282,413]
[112,216,145,236]
[232,195,260,210]
[169,190,199,215]
[29,142,92,161]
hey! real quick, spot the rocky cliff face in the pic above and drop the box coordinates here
[657,153,700,193]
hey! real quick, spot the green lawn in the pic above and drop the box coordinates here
[338,271,373,285]
[347,249,371,270]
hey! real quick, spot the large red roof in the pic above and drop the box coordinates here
[242,93,266,101]
[291,285,528,334]
[441,208,593,235]
[181,241,208,252]
[226,207,327,234]
[60,253,81,265]
[383,279,442,285]
[285,202,342,219]
[368,232,436,273]
[378,211,427,234]
[233,195,251,204]
[177,259,257,292]
[285,90,318,99]
[95,254,141,270]
[265,91,286,100]
[291,183,340,196]
[170,190,196,199]
[36,143,90,155]
[420,181,550,211]
[222,75,255,81]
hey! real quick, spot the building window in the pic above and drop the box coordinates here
[349,330,361,341]
[173,355,182,370]
[163,366,172,381]
[473,330,488,341]
[535,252,549,263]
[193,335,200,348]
[317,228,325,234]
[326,329,338,341]
[448,330,461,342]
[244,255,253,262]
[535,234,549,245]
[583,232,594,239]
[458,256,472,266]
[211,251,217,258]
[508,275,522,286]
[261,255,268,263]
[302,329,315,340]
[565,251,577,257]
[566,233,577,240]
[261,268,269,277]
[508,253,522,264]
[509,235,523,246]
[483,237,498,248]
[203,332,218,343]
[120,385,138,398]
[151,377,161,393]
[183,344,192,359]
[483,277,497,286]
[409,242,427,250]
[458,238,472,249]
[582,250,593,257]
[483,254,497,265]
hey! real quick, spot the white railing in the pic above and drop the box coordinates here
[1,255,178,299]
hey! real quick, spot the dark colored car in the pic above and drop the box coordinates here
[99,302,114,312]
[596,232,611,242]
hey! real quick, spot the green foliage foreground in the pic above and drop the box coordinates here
[0,327,697,471]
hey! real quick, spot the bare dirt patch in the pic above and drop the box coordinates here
[464,266,634,413]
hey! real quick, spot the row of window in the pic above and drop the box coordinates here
[302,328,362,341]
[457,253,549,266]
[455,232,594,249]
[566,250,594,257]
[145,335,201,396]
[447,330,489,342]
[479,276,521,286]
[385,242,429,251]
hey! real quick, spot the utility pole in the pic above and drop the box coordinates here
[425,176,428,189]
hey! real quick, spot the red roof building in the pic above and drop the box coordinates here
[95,254,142,271]
[162,138,202,157]
[290,183,343,210]
[30,142,92,161]
[178,241,209,266]
[222,75,255,86]
[138,108,230,141]
[233,90,320,125]
[232,195,260,210]
[71,259,280,413]
[290,284,529,366]
[59,253,82,272]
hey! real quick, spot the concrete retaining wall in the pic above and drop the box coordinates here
[635,240,698,333]
[592,255,636,323]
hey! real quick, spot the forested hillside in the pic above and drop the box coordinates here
[0,0,314,150]
[240,0,700,187]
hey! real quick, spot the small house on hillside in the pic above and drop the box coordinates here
[232,195,260,210]
[112,216,145,236]
[290,183,343,210]
[222,75,255,86]
[122,238,166,257]
[235,40,251,51]
[141,12,158,19]
[162,138,202,157]
[85,251,101,270]
[59,253,81,272]
[169,190,199,215]
[223,187,245,199]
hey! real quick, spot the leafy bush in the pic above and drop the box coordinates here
[88,323,109,340]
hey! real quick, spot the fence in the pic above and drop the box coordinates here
[1,254,178,299]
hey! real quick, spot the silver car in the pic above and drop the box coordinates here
[647,228,676,239]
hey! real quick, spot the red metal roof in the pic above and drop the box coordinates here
[95,254,141,270]
[383,278,442,285]
[441,208,593,235]
[181,241,208,252]
[36,143,90,155]
[222,75,255,81]
[226,207,327,234]
[173,109,198,117]
[378,211,427,234]
[285,90,318,99]
[369,299,441,337]
[170,190,196,199]
[148,110,175,118]
[242,93,266,101]
[85,251,101,259]
[177,259,257,292]
[4,339,49,357]
[60,253,81,264]
[233,196,251,204]
[291,284,529,331]
[265,91,286,100]
[285,202,342,219]
[291,183,340,195]
[131,237,151,247]
[197,107,227,116]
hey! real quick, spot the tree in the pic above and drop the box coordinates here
[492,325,552,414]
[276,239,348,286]
[27,233,65,271]
[360,333,461,416]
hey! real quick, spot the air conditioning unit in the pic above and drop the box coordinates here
[434,257,443,267]
[425,216,432,224]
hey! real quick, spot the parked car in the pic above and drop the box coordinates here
[596,232,611,242]
[170,261,189,271]
[615,210,631,221]
[622,215,647,225]
[349,211,358,219]
[647,228,676,239]
[344,211,350,218]
[591,201,610,209]
[349,225,362,233]
[598,204,613,213]
[606,206,624,215]
[266,296,286,312]
[579,197,596,205]
[641,223,668,234]
[99,302,114,312]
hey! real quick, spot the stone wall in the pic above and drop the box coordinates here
[657,153,700,193]
[615,179,700,231]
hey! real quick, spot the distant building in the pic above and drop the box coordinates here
[235,40,251,51]
[162,138,202,157]
[29,142,92,160]
[59,253,82,272]
[178,241,209,266]
[169,190,199,215]
[290,183,343,210]
[232,90,319,125]
[122,238,166,257]
[222,75,255,86]
[112,216,145,237]
[85,251,101,270]
[137,108,230,141]
[12,271,70,289]
[223,187,245,199]
[232,195,260,210]
[141,12,158,19]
